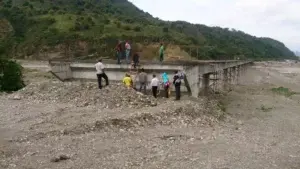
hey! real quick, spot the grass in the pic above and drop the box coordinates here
[38,14,75,32]
[271,87,297,97]
[217,102,226,112]
[259,105,273,112]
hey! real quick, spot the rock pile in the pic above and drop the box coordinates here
[14,81,157,108]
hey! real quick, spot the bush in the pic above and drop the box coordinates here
[0,59,25,92]
[123,25,131,30]
[133,26,141,32]
[163,27,168,33]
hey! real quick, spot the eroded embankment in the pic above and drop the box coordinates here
[3,81,225,144]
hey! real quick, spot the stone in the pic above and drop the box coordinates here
[150,102,157,107]
[59,155,70,160]
[237,120,243,125]
[11,95,21,100]
[50,157,60,162]
[50,155,70,162]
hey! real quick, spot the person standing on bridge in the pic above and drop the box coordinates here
[159,43,164,62]
[132,52,140,69]
[95,59,109,89]
[115,40,122,64]
[173,70,181,100]
[125,40,131,64]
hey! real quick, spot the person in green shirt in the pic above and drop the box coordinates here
[159,43,164,62]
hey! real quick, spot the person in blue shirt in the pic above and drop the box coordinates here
[162,72,170,98]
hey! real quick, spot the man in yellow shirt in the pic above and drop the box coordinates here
[123,73,132,88]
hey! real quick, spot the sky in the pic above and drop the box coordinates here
[128,0,300,52]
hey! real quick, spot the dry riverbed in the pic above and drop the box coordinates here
[1,62,300,169]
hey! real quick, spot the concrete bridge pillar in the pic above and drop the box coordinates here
[201,73,210,95]
[231,66,237,85]
[237,65,241,84]
[223,68,229,90]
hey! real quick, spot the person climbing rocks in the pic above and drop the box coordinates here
[95,59,109,89]
[159,43,164,62]
[125,40,131,64]
[133,52,140,69]
[123,73,133,88]
[138,68,147,94]
[150,74,159,98]
[173,70,182,100]
[162,72,170,98]
[115,40,122,64]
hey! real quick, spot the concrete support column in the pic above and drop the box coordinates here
[231,66,237,85]
[237,65,241,84]
[202,73,210,95]
[223,68,229,90]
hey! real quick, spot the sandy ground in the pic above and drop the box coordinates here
[1,61,300,169]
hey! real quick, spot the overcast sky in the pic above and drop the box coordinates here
[129,0,300,52]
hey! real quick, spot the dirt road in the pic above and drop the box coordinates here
[1,62,300,169]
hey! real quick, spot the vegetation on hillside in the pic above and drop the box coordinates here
[0,0,297,60]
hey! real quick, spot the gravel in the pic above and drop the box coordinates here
[11,81,157,108]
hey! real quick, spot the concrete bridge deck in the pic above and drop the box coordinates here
[46,59,253,97]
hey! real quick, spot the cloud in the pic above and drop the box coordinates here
[129,0,300,51]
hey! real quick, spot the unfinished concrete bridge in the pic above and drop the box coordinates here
[44,59,253,97]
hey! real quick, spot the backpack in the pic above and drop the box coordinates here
[179,71,185,80]
[175,71,185,84]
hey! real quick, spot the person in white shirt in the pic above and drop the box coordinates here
[150,74,159,98]
[125,41,131,64]
[95,59,109,89]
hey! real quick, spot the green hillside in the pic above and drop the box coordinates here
[0,0,297,60]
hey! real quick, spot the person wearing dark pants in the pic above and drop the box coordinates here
[97,73,108,89]
[150,74,159,98]
[115,40,122,64]
[133,52,140,69]
[95,59,109,89]
[173,71,181,100]
[138,68,147,94]
[175,85,180,100]
[152,86,158,98]
[164,84,170,98]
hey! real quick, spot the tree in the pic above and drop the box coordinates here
[163,27,168,33]
[133,26,141,32]
[0,58,25,92]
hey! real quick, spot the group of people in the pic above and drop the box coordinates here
[115,40,165,64]
[123,69,182,100]
[95,59,182,100]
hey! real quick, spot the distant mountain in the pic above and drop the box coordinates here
[0,0,297,60]
[294,51,300,56]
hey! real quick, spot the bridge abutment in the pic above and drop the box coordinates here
[48,59,253,98]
